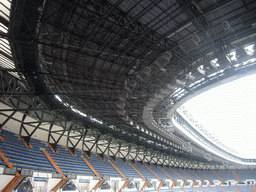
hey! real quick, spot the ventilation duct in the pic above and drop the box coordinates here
[159,118,174,133]
[136,72,149,81]
[119,95,127,102]
[154,51,172,69]
[207,21,231,40]
[136,66,151,81]
[179,36,201,53]
[117,109,126,116]
[240,9,256,27]
[116,100,125,109]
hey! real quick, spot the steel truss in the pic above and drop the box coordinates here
[0,71,218,169]
[2,0,255,169]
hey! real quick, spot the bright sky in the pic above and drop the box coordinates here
[182,73,256,159]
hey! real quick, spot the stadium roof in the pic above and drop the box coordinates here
[0,0,256,168]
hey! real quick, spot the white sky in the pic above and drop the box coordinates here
[182,73,256,159]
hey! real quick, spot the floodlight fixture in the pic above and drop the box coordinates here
[176,79,185,86]
[197,65,206,75]
[210,58,220,69]
[186,72,195,80]
[236,48,250,63]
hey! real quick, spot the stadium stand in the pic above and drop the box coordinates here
[132,161,157,179]
[150,164,170,180]
[0,130,55,172]
[184,169,200,181]
[202,170,220,181]
[111,157,141,178]
[174,168,191,180]
[162,166,182,180]
[45,145,94,175]
[231,169,256,181]
[1,130,256,191]
[191,170,204,180]
[84,153,121,178]
[217,170,238,181]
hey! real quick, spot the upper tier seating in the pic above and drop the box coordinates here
[45,145,94,175]
[174,168,191,180]
[112,157,141,178]
[84,153,121,177]
[0,130,55,172]
[216,169,238,181]
[191,170,204,180]
[184,169,199,180]
[162,166,182,180]
[150,164,170,180]
[132,161,157,179]
[201,170,219,180]
[230,169,256,180]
